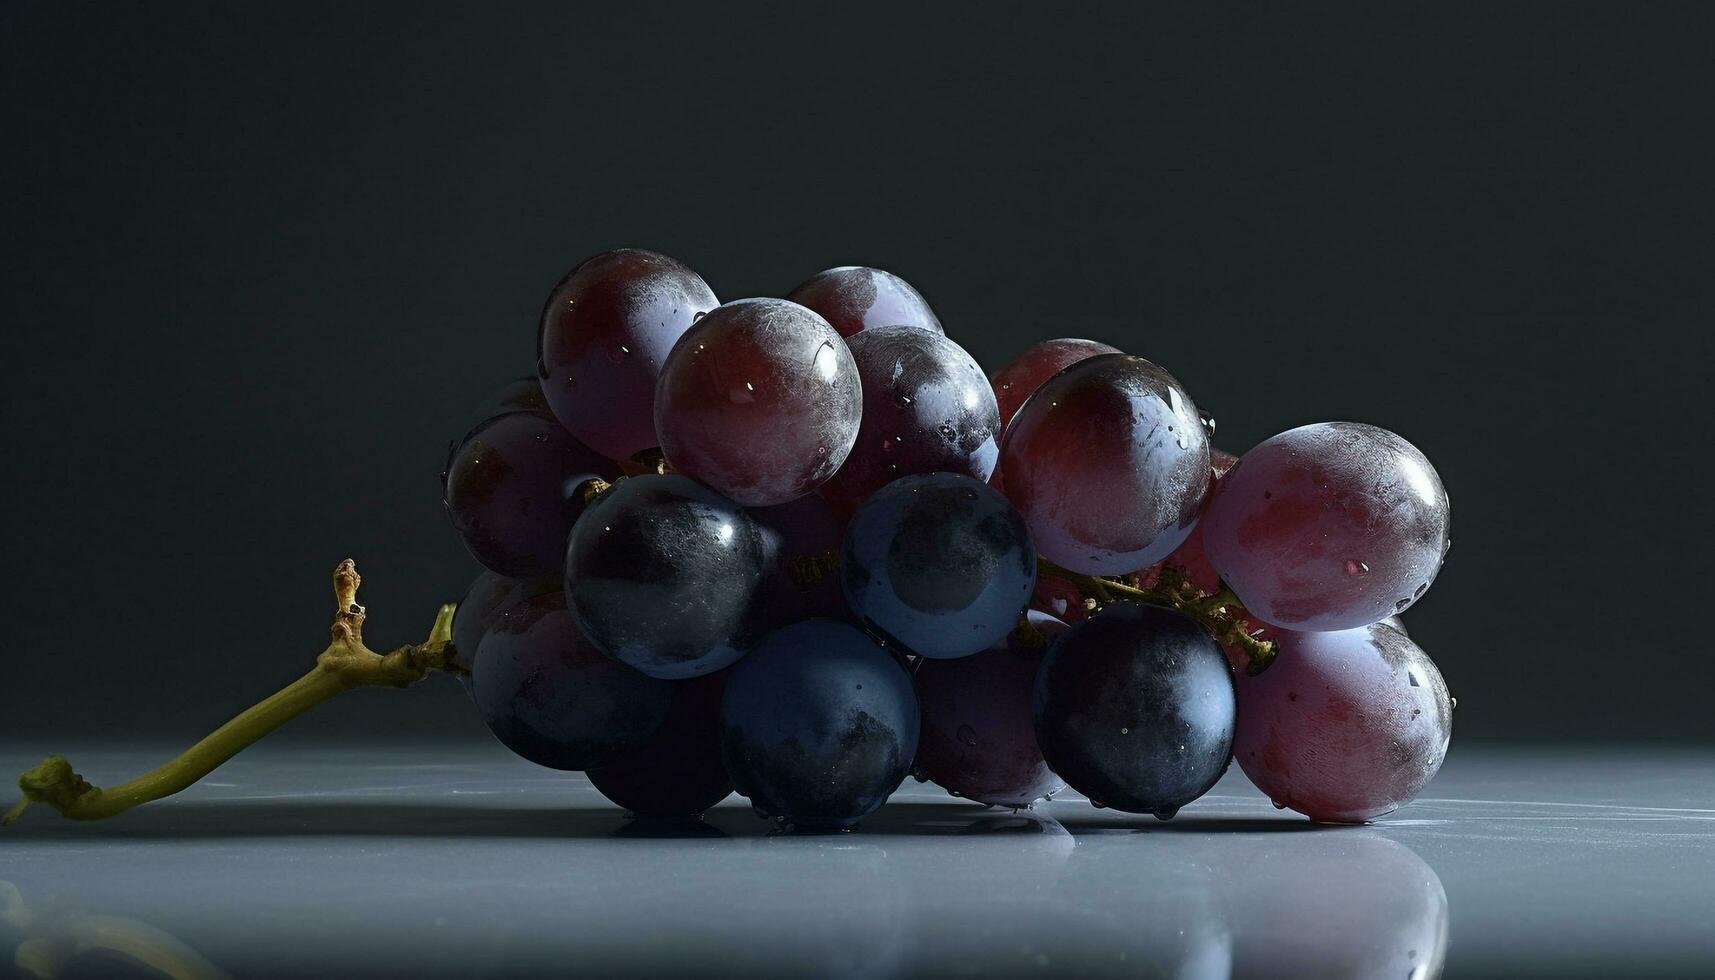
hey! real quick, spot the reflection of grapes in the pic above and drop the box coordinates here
[1234,622,1453,822]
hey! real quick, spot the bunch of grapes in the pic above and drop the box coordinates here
[443,248,1455,832]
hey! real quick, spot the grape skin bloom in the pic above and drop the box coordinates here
[655,298,862,506]
[1000,354,1210,575]
[822,325,1001,512]
[564,474,769,680]
[1033,603,1235,818]
[720,619,919,831]
[1201,422,1450,631]
[914,609,1069,807]
[785,265,943,338]
[842,473,1036,660]
[538,249,719,463]
[471,591,674,771]
[1233,622,1453,823]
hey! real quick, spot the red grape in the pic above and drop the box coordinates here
[1234,622,1453,822]
[470,590,673,771]
[538,249,718,462]
[1201,423,1450,631]
[442,411,619,578]
[988,338,1120,433]
[820,326,1000,512]
[914,610,1069,807]
[785,266,943,338]
[1000,354,1210,575]
[654,298,861,506]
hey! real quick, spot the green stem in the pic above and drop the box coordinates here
[3,561,459,826]
[1035,558,1277,674]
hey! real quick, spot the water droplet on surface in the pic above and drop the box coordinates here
[1272,800,1287,810]
[1090,800,1107,810]
[1450,696,1459,710]
[1119,727,1129,735]
[1153,806,1178,821]
[692,310,706,321]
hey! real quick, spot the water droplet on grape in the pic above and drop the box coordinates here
[1345,559,1369,576]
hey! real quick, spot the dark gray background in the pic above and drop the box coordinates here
[3,3,1710,743]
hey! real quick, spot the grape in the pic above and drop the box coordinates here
[719,619,919,830]
[999,354,1210,575]
[654,298,862,506]
[1033,603,1235,817]
[587,671,733,818]
[473,376,553,421]
[449,570,559,676]
[752,492,849,623]
[442,411,620,578]
[913,610,1069,807]
[1233,622,1452,823]
[564,474,768,679]
[784,265,943,338]
[842,473,1036,660]
[1200,422,1450,631]
[1030,570,1092,622]
[470,590,673,771]
[538,249,719,462]
[820,326,1001,513]
[988,338,1121,433]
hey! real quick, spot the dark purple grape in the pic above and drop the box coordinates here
[586,671,733,817]
[442,411,620,578]
[1201,422,1450,631]
[720,619,919,830]
[752,492,850,624]
[988,338,1121,433]
[842,473,1036,660]
[1234,622,1452,823]
[1000,354,1210,575]
[784,266,943,338]
[821,326,1001,513]
[564,474,768,680]
[470,590,673,771]
[538,249,719,462]
[914,610,1069,807]
[1033,603,1235,818]
[473,376,554,421]
[654,298,862,506]
[449,570,559,676]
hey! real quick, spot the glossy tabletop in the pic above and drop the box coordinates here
[1,741,1710,978]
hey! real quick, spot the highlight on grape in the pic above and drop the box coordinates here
[4,248,1453,832]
